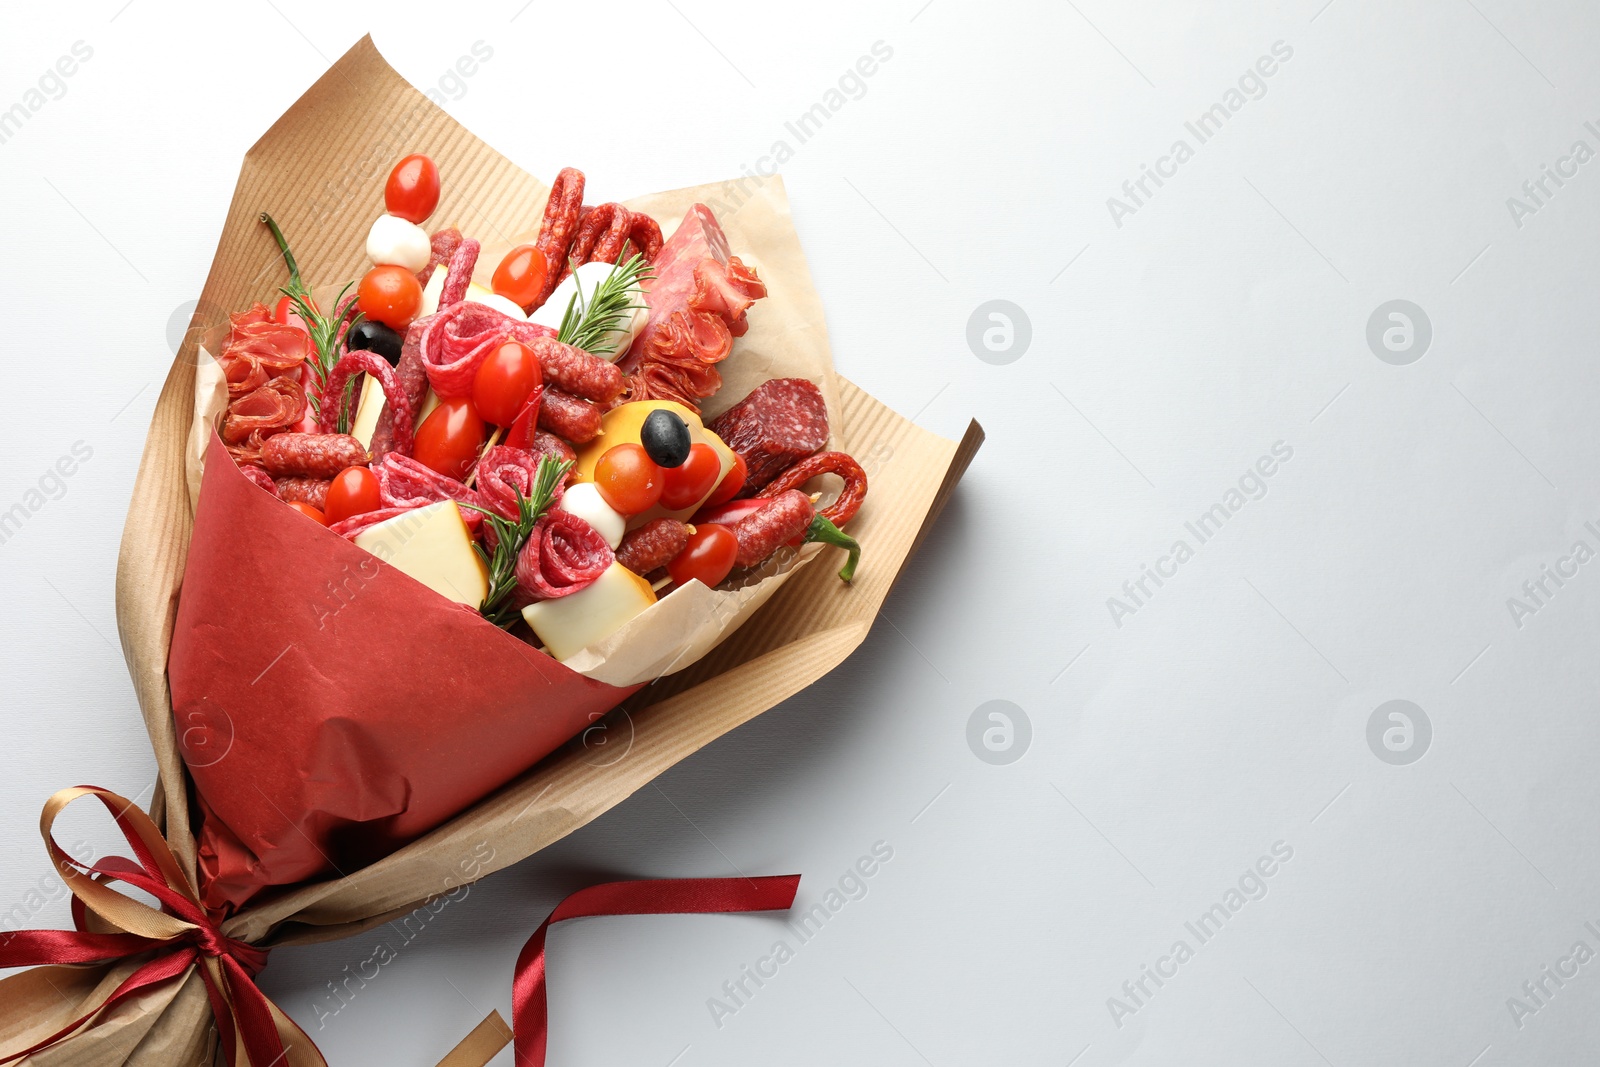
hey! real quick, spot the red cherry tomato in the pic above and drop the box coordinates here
[593,443,662,516]
[273,295,295,324]
[357,265,424,331]
[701,452,747,509]
[668,524,738,589]
[323,466,381,526]
[492,244,551,309]
[472,341,543,427]
[660,443,722,510]
[384,154,441,224]
[286,501,327,525]
[413,397,487,481]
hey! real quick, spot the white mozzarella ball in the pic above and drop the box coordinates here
[559,482,626,549]
[366,214,432,271]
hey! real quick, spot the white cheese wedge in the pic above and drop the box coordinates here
[557,482,625,548]
[521,562,656,661]
[349,374,386,448]
[353,501,488,608]
[529,260,646,359]
[418,263,447,318]
[464,282,528,321]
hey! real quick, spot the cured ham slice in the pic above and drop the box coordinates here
[217,303,308,401]
[221,375,306,446]
[617,205,767,412]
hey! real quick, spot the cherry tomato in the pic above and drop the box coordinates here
[593,443,662,516]
[414,396,487,481]
[323,466,381,526]
[472,341,543,427]
[273,295,295,324]
[286,501,327,525]
[384,154,441,224]
[357,265,424,331]
[492,244,551,309]
[668,524,738,589]
[660,443,722,510]
[702,452,747,509]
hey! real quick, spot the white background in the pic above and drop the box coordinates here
[2,1,1598,1063]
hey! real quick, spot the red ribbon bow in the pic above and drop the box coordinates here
[0,787,800,1067]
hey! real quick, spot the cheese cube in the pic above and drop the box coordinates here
[521,562,656,661]
[353,501,488,608]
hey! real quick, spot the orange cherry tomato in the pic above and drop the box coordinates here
[357,265,424,331]
[492,244,551,309]
[384,154,441,224]
[323,466,381,525]
[472,341,543,427]
[660,443,722,511]
[702,452,747,509]
[413,397,487,481]
[593,443,662,516]
[668,524,738,589]
[286,501,327,525]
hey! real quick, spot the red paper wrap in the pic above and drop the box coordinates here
[169,433,640,912]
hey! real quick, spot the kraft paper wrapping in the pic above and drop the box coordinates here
[11,35,985,1066]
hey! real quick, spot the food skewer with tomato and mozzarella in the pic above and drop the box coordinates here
[211,152,865,663]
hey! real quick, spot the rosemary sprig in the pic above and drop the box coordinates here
[460,456,572,628]
[259,212,363,426]
[555,249,653,357]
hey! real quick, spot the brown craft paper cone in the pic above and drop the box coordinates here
[6,35,983,1065]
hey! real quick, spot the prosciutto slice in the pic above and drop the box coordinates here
[221,375,306,446]
[514,510,611,601]
[617,205,767,412]
[373,453,486,535]
[217,303,308,401]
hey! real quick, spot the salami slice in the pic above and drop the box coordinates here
[514,509,612,601]
[329,506,414,541]
[476,445,564,522]
[238,464,277,494]
[374,453,486,534]
[420,302,553,399]
[706,378,829,492]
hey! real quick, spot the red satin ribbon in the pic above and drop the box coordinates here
[0,786,802,1067]
[0,787,291,1066]
[510,875,801,1066]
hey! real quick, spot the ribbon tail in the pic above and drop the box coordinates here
[508,875,800,1067]
[0,948,198,1065]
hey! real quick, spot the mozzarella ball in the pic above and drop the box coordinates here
[366,214,432,271]
[558,482,626,548]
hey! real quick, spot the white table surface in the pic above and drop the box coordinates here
[4,1,1599,1063]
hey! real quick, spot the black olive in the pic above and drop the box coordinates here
[640,408,692,468]
[348,320,404,365]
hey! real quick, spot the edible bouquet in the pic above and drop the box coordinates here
[0,37,980,1063]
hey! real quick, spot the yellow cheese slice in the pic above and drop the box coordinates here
[521,562,656,661]
[349,375,386,448]
[353,501,488,608]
